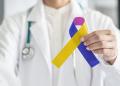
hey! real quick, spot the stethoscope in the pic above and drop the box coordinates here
[22,21,34,60]
[21,1,86,61]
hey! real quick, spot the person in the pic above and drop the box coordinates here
[0,0,120,86]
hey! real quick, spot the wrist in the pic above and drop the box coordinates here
[106,56,117,65]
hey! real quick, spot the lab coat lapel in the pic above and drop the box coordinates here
[27,0,52,78]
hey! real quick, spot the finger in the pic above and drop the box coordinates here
[103,55,117,61]
[82,30,113,42]
[86,41,115,51]
[93,48,116,57]
[93,30,113,35]
[84,35,115,46]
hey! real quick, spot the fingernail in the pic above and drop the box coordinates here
[86,47,90,51]
[84,42,87,46]
[81,38,84,42]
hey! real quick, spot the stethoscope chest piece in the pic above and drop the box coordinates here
[22,47,34,60]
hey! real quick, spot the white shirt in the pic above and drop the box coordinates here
[44,3,71,86]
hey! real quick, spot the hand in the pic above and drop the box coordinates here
[81,30,117,65]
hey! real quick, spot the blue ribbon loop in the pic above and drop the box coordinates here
[69,21,100,67]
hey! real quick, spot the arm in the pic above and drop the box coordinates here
[0,17,21,86]
[85,10,120,86]
[102,18,120,86]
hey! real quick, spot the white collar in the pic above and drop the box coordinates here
[27,0,86,22]
[44,2,71,15]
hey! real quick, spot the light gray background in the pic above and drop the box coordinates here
[0,0,37,24]
[4,0,37,16]
[0,0,4,24]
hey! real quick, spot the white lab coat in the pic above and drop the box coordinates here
[0,0,120,86]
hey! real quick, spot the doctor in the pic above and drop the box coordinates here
[0,0,120,86]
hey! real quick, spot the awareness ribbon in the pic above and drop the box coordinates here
[52,17,100,68]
